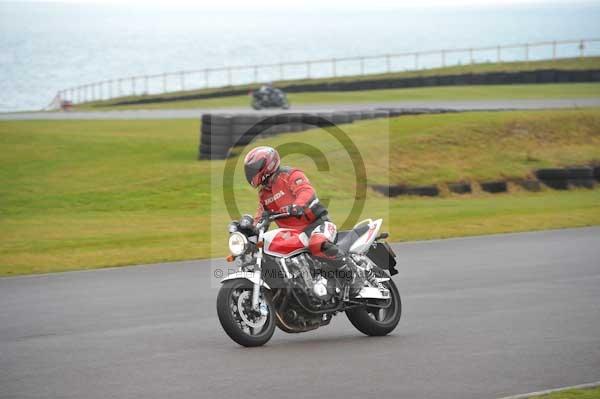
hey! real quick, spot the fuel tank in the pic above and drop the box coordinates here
[263,228,309,257]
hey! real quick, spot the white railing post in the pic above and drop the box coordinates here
[306,61,311,78]
[117,79,122,96]
[469,48,474,65]
[180,71,185,91]
[414,52,419,69]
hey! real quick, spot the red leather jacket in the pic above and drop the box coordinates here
[254,166,327,230]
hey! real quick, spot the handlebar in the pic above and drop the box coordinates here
[255,211,290,231]
[267,212,290,220]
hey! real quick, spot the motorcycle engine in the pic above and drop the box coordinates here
[285,254,334,302]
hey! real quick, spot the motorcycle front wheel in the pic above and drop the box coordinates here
[345,275,401,336]
[251,99,262,110]
[216,279,276,347]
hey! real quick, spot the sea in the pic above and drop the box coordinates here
[1,1,600,111]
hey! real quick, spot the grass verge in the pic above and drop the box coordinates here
[1,108,599,276]
[520,385,600,398]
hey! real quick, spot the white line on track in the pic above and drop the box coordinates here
[497,381,600,399]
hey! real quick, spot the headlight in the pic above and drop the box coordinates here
[228,232,248,256]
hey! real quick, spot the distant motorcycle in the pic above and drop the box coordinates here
[216,211,401,347]
[250,87,290,110]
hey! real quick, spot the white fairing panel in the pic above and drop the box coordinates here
[349,219,382,254]
[320,221,338,242]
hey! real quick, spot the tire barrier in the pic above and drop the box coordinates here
[480,181,508,193]
[198,108,459,159]
[594,166,600,182]
[535,166,597,190]
[115,69,600,107]
[198,114,599,199]
[371,184,439,197]
[371,165,599,198]
[535,168,570,190]
[566,166,596,188]
[406,185,440,197]
[198,115,233,160]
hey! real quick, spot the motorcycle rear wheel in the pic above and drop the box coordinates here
[217,279,276,347]
[345,275,401,336]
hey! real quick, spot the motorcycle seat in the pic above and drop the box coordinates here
[335,223,370,253]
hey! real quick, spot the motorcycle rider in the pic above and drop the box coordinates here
[244,146,340,259]
[258,82,274,100]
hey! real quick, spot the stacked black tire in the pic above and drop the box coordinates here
[535,167,596,190]
[199,108,453,160]
[199,115,233,160]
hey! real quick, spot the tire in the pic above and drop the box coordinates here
[201,132,231,147]
[201,124,230,136]
[346,275,401,336]
[406,185,440,197]
[332,112,350,124]
[233,115,263,125]
[199,143,230,158]
[232,131,257,147]
[361,111,375,120]
[480,181,508,193]
[216,279,276,347]
[593,166,600,182]
[566,167,596,188]
[535,168,568,180]
[202,114,232,126]
[374,110,389,119]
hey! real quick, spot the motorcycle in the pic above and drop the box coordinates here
[250,87,290,110]
[216,211,401,347]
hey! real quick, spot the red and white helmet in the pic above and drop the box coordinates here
[243,146,280,188]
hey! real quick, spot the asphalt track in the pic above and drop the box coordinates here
[1,227,599,399]
[1,98,600,120]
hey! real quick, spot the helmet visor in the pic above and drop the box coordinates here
[244,159,266,187]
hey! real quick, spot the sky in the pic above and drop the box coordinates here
[3,0,600,8]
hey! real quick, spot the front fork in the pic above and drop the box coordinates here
[251,230,265,310]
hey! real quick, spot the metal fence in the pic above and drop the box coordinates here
[52,38,600,107]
